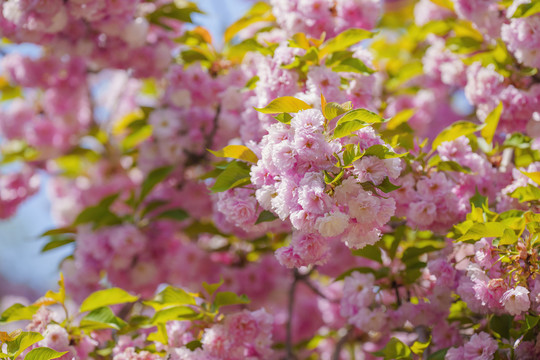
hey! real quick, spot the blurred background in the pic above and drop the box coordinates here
[0,0,252,297]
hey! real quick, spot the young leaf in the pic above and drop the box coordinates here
[274,113,293,124]
[214,292,250,308]
[520,171,540,186]
[364,144,407,159]
[512,1,540,17]
[80,288,139,313]
[210,161,251,193]
[255,210,278,224]
[24,347,68,360]
[41,238,75,253]
[7,332,44,359]
[254,96,312,114]
[154,209,189,221]
[319,29,374,57]
[203,278,224,297]
[154,286,197,307]
[139,166,174,203]
[224,2,273,42]
[481,102,503,144]
[208,145,258,164]
[332,57,374,75]
[151,306,199,324]
[337,109,385,125]
[372,337,412,360]
[80,307,127,330]
[0,304,39,323]
[351,244,383,263]
[386,109,415,130]
[432,121,480,150]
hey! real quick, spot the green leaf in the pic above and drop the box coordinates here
[7,332,44,359]
[457,222,507,242]
[185,340,202,351]
[224,2,273,42]
[41,238,75,253]
[520,171,540,186]
[498,229,518,246]
[80,307,127,330]
[523,314,540,331]
[364,144,407,159]
[154,209,189,221]
[386,109,415,130]
[481,102,503,144]
[80,288,139,313]
[208,145,258,164]
[470,189,488,208]
[342,144,363,166]
[337,109,385,125]
[274,113,293,124]
[254,96,312,114]
[151,306,199,324]
[255,210,278,225]
[147,323,168,345]
[210,161,251,193]
[427,348,448,360]
[39,227,76,237]
[140,166,174,203]
[510,184,540,202]
[147,2,203,28]
[319,29,374,58]
[410,337,431,356]
[244,75,259,90]
[333,109,386,138]
[153,286,197,308]
[372,337,412,360]
[323,102,349,121]
[214,292,250,308]
[74,193,120,226]
[24,347,68,360]
[437,161,472,174]
[432,121,481,150]
[377,177,401,193]
[203,278,224,297]
[1,304,39,323]
[512,0,540,17]
[122,124,152,150]
[140,200,169,217]
[490,314,513,339]
[402,242,445,265]
[351,244,383,263]
[332,58,374,75]
[334,267,389,282]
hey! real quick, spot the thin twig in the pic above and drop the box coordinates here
[285,269,300,360]
[332,327,352,360]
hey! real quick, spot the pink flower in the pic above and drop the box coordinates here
[463,332,498,360]
[316,211,350,237]
[353,156,388,185]
[42,324,70,350]
[408,201,437,227]
[501,286,530,316]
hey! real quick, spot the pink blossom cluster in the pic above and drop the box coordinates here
[269,0,382,39]
[1,55,91,155]
[502,0,540,69]
[465,62,540,134]
[0,167,39,219]
[170,309,274,360]
[0,0,173,77]
[456,237,534,317]
[250,109,399,267]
